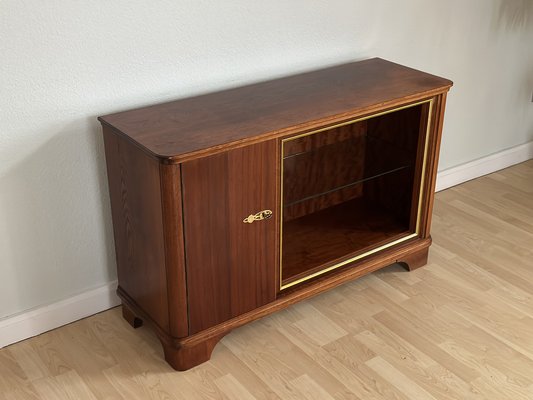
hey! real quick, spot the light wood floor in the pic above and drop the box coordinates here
[2,160,533,400]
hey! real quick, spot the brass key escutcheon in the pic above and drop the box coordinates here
[243,210,273,224]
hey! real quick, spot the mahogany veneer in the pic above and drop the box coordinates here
[99,58,452,370]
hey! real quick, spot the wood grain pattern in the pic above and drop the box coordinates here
[280,100,435,286]
[181,140,278,334]
[282,197,410,284]
[100,59,451,370]
[282,123,366,221]
[102,126,170,332]
[282,121,367,157]
[159,164,189,338]
[364,103,423,227]
[98,58,452,163]
[3,161,532,399]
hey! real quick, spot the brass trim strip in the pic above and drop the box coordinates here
[279,98,434,291]
[281,233,419,290]
[282,99,433,142]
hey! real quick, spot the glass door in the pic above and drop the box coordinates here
[280,99,433,289]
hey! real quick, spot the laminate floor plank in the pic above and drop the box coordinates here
[372,310,481,383]
[1,160,533,399]
[354,330,471,400]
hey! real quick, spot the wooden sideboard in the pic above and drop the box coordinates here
[99,58,452,370]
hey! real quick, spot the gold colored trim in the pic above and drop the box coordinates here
[281,233,419,290]
[279,98,434,291]
[282,99,433,143]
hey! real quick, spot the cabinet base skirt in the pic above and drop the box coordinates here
[117,237,431,370]
[162,334,226,371]
[397,246,429,271]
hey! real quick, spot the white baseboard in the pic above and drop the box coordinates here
[0,281,120,348]
[436,141,533,192]
[1,141,531,349]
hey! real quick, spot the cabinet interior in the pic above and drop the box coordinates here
[281,101,431,288]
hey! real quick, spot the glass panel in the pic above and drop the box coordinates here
[281,102,429,287]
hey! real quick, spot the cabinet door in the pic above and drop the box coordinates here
[182,140,278,334]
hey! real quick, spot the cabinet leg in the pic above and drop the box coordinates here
[162,334,226,371]
[122,304,143,329]
[398,247,429,271]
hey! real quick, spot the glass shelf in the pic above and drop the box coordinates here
[284,164,410,208]
[282,194,412,286]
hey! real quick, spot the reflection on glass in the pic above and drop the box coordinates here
[281,103,429,287]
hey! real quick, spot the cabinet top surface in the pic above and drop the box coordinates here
[99,58,452,162]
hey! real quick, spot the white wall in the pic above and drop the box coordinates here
[1,0,532,320]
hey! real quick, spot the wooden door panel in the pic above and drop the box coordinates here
[182,140,278,334]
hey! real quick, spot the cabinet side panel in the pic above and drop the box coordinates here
[420,93,448,237]
[182,140,277,334]
[102,126,169,332]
